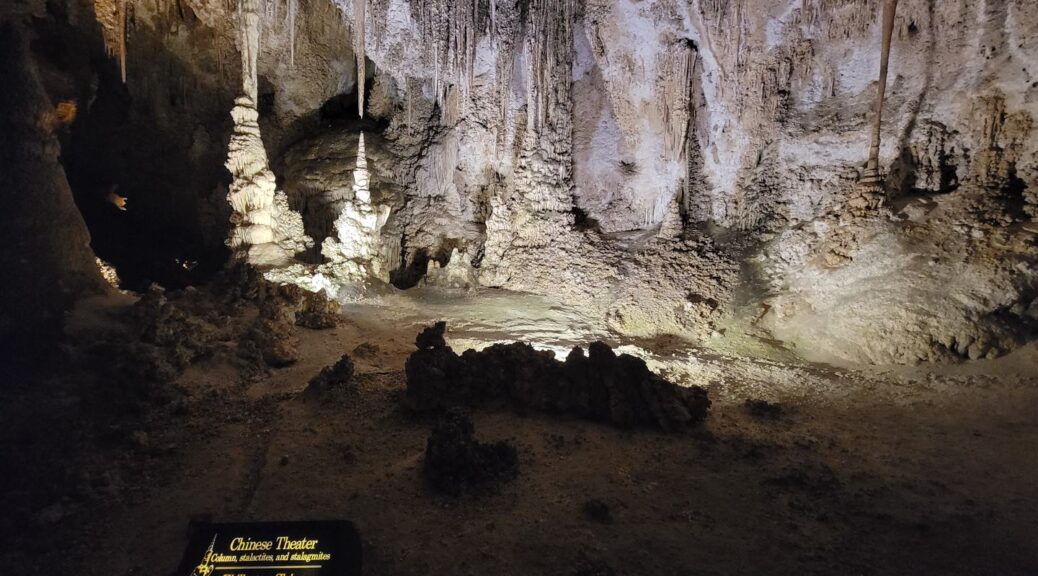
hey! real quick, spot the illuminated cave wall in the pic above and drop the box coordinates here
[4,0,1038,363]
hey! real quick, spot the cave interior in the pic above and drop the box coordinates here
[1,0,1037,574]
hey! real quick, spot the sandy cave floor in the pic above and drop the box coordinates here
[6,289,1038,576]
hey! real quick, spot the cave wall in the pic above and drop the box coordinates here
[10,0,1034,363]
[80,0,1038,253]
[319,0,1037,265]
[51,0,357,288]
[0,17,104,345]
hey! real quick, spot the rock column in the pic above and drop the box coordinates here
[225,0,311,267]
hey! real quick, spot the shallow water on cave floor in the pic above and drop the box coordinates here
[337,286,805,391]
[340,287,610,358]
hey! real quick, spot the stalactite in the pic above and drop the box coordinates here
[94,0,129,83]
[355,0,366,116]
[288,0,297,67]
[118,0,127,82]
[857,0,898,201]
[657,42,696,160]
[240,0,261,102]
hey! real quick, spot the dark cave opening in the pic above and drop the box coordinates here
[390,249,434,289]
[58,70,230,292]
[33,1,232,292]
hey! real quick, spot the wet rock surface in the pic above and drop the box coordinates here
[405,323,710,431]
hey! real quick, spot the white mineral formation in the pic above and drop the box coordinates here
[321,132,391,280]
[88,0,1038,365]
[225,0,311,268]
[423,248,478,289]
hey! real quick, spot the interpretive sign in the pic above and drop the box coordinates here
[177,520,362,576]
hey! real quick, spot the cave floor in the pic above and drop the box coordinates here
[9,294,1038,576]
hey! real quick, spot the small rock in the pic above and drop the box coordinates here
[424,410,518,496]
[582,499,613,524]
[305,354,355,395]
[130,430,150,449]
[743,399,785,420]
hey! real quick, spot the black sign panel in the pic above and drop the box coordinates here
[176,520,362,576]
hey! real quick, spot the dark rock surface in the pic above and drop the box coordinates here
[423,410,519,496]
[307,354,356,394]
[0,22,104,347]
[744,399,785,420]
[404,323,710,431]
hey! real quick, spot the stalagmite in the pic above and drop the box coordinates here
[321,132,391,280]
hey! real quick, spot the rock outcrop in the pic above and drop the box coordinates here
[405,323,711,431]
[423,410,519,496]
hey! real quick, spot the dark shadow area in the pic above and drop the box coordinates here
[32,1,232,292]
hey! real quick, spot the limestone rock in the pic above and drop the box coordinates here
[0,23,104,344]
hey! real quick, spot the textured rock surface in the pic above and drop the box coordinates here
[423,410,519,496]
[332,0,1037,363]
[405,323,712,430]
[10,0,1038,364]
[306,353,356,393]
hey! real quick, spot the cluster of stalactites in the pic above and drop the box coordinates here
[341,0,574,131]
[523,0,574,134]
